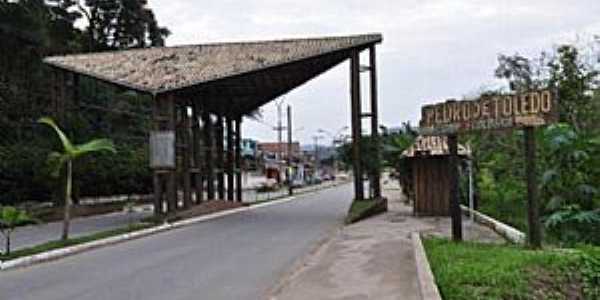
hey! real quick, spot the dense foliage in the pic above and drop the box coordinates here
[470,41,600,246]
[0,0,168,205]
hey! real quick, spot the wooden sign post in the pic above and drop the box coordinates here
[419,90,557,247]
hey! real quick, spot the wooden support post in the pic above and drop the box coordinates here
[524,127,542,248]
[151,95,164,217]
[166,95,177,213]
[226,117,235,201]
[182,104,192,209]
[203,111,215,200]
[350,50,364,200]
[192,103,203,204]
[448,134,463,241]
[235,117,243,202]
[369,45,382,199]
[287,105,293,196]
[216,115,225,200]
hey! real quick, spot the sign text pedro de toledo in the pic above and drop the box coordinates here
[417,89,557,248]
[419,90,557,135]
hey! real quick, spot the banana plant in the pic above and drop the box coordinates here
[38,117,116,240]
[0,206,32,256]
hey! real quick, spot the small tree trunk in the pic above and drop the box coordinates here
[62,160,73,241]
[6,232,10,255]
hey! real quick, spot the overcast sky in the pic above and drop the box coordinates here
[151,0,600,145]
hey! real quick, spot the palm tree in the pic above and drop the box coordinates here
[0,206,32,255]
[38,117,116,240]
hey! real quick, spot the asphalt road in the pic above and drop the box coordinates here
[0,183,353,300]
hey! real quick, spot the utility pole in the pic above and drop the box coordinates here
[313,135,324,177]
[287,105,293,195]
[274,98,285,162]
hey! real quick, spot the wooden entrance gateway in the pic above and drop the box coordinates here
[43,34,383,217]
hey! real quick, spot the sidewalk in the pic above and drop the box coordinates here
[270,176,503,300]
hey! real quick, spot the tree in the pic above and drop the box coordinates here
[0,206,32,255]
[69,0,170,51]
[38,117,116,240]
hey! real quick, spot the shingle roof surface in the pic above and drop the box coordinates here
[402,136,471,158]
[44,34,382,94]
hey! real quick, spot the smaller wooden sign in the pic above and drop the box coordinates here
[419,90,557,135]
[150,131,175,169]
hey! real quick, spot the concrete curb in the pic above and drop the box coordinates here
[460,205,526,244]
[0,195,296,271]
[411,232,442,300]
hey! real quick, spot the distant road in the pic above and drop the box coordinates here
[0,183,353,300]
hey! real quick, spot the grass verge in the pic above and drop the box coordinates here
[0,223,154,261]
[345,198,387,224]
[423,237,600,300]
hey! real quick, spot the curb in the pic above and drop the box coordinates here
[0,195,296,271]
[411,232,442,300]
[460,205,525,244]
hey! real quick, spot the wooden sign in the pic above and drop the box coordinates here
[150,131,175,169]
[419,90,557,135]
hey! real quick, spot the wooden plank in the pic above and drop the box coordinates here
[235,117,243,202]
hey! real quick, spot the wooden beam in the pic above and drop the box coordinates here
[181,103,192,209]
[216,115,225,200]
[350,50,364,200]
[525,127,542,248]
[202,110,215,200]
[226,116,235,201]
[369,45,382,199]
[192,102,203,203]
[235,117,243,202]
[448,134,462,241]
[166,94,177,213]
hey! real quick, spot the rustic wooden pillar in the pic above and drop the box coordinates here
[226,116,235,201]
[151,95,164,217]
[166,95,177,213]
[202,111,215,200]
[525,127,542,248]
[350,50,364,200]
[448,134,463,241]
[181,104,192,209]
[369,45,382,199]
[235,117,243,202]
[192,102,203,204]
[216,115,225,200]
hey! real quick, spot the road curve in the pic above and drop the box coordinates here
[0,183,353,300]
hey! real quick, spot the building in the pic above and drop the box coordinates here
[257,142,301,159]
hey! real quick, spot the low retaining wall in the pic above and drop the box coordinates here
[460,205,526,244]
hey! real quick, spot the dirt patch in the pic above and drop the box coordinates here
[166,200,245,222]
[528,266,583,300]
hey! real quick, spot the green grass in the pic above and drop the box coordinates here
[345,199,386,224]
[423,237,600,300]
[0,223,154,261]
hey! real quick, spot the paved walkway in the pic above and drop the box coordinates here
[271,176,503,300]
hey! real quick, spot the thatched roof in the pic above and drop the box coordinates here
[402,136,471,158]
[44,34,382,95]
